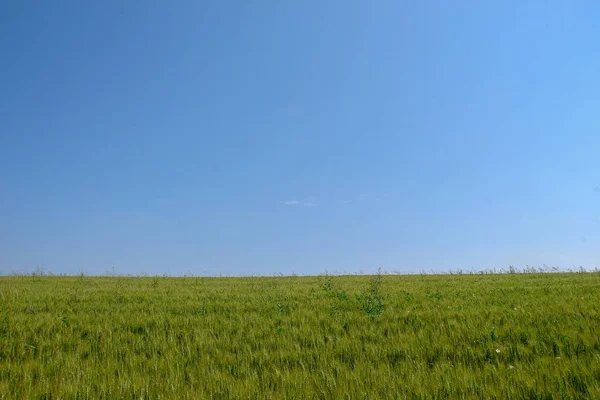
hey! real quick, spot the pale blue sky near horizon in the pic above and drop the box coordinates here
[1,1,598,276]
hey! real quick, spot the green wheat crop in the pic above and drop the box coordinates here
[0,272,599,399]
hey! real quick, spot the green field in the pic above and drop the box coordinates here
[1,272,599,399]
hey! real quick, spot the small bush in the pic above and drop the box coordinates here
[357,268,384,317]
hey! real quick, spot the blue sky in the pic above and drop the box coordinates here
[1,1,598,276]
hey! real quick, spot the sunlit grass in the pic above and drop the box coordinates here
[1,272,599,398]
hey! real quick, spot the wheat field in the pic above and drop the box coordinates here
[1,272,599,399]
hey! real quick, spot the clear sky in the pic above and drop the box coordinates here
[1,1,598,276]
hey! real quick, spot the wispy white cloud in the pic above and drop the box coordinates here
[282,198,317,207]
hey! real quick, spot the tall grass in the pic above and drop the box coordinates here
[1,272,599,398]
